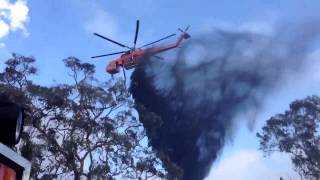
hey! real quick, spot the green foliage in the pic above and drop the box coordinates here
[0,54,165,179]
[257,96,320,180]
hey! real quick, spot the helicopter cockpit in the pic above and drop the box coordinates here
[121,51,131,57]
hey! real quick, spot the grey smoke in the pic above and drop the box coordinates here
[130,20,320,180]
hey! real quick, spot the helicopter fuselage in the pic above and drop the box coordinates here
[106,32,190,74]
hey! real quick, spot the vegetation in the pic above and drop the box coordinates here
[0,54,164,179]
[257,96,320,180]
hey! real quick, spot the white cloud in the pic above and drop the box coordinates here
[0,42,5,48]
[8,0,29,33]
[205,150,300,180]
[0,19,9,38]
[0,0,29,40]
[83,2,119,38]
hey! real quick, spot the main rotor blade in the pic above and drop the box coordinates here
[185,25,190,32]
[91,51,127,58]
[139,33,176,48]
[93,33,132,50]
[134,20,140,48]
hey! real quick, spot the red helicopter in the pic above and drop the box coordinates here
[91,20,190,79]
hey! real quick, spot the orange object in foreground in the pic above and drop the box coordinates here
[0,163,16,180]
[0,143,31,180]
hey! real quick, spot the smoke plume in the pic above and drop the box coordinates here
[130,20,320,180]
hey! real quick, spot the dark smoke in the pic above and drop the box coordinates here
[130,21,320,180]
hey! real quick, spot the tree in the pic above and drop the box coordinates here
[0,54,165,179]
[257,95,320,180]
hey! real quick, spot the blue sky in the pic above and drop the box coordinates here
[1,0,320,179]
[2,0,320,85]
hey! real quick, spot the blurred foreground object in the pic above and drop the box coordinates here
[0,143,31,180]
[0,94,24,146]
[0,94,30,179]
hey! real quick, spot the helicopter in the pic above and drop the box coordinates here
[91,20,190,81]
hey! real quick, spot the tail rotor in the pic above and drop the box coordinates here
[178,25,191,39]
[178,25,190,33]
